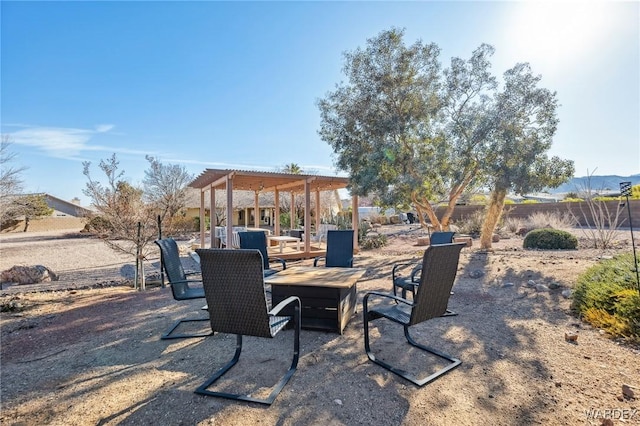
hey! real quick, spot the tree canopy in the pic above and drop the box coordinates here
[317,28,574,245]
[317,28,499,230]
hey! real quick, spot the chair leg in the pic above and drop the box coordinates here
[363,311,460,387]
[402,325,461,386]
[161,318,213,340]
[195,316,300,405]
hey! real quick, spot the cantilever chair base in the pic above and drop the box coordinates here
[161,318,213,340]
[364,304,461,387]
[194,329,299,405]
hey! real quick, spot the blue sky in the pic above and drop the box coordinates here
[2,1,638,205]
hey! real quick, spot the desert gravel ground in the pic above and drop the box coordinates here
[0,227,639,425]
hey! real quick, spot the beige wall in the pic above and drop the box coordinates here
[1,217,88,233]
[438,200,640,228]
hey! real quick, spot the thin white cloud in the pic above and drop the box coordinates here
[95,124,115,133]
[4,124,154,161]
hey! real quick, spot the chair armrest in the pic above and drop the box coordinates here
[409,265,422,283]
[168,279,203,285]
[391,262,416,281]
[313,256,326,267]
[268,257,287,270]
[269,295,301,316]
[363,291,413,315]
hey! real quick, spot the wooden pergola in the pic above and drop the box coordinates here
[188,169,359,258]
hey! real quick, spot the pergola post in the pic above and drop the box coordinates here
[226,175,233,249]
[200,190,205,248]
[275,189,281,236]
[290,192,295,231]
[210,187,216,247]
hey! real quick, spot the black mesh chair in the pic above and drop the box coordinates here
[363,242,466,386]
[313,230,354,267]
[155,238,212,340]
[238,231,286,277]
[392,231,456,300]
[194,249,301,405]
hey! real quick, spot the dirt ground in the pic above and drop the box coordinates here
[1,226,639,425]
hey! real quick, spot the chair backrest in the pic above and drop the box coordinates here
[430,231,455,245]
[325,230,354,267]
[410,243,465,326]
[196,249,273,338]
[155,238,189,298]
[238,231,269,270]
[289,229,303,239]
[318,224,337,236]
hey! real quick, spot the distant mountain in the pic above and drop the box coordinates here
[548,174,640,194]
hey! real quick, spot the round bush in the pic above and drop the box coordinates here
[523,228,577,250]
[572,253,640,341]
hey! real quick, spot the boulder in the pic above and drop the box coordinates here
[0,265,59,285]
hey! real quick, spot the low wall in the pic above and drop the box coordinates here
[1,217,88,233]
[437,200,640,228]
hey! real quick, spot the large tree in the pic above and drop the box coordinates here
[317,29,496,230]
[479,63,574,249]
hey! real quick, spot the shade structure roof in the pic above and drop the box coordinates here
[189,169,350,193]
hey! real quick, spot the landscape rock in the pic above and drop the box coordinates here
[1,265,59,285]
[622,384,636,399]
[562,289,573,299]
[564,331,578,342]
[548,282,561,290]
[468,269,484,279]
[536,284,549,292]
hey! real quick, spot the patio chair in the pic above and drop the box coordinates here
[238,231,286,277]
[310,224,337,247]
[313,229,354,267]
[363,242,466,386]
[154,238,212,340]
[194,249,301,405]
[392,231,456,300]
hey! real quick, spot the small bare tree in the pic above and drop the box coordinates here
[83,154,156,289]
[0,135,26,226]
[143,155,193,236]
[570,171,626,249]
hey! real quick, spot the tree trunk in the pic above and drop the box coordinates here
[480,188,507,249]
[23,217,29,232]
[412,193,442,230]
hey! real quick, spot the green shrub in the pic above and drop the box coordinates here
[83,215,113,234]
[523,228,578,250]
[469,194,487,205]
[360,234,388,250]
[573,253,640,341]
[521,199,540,204]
